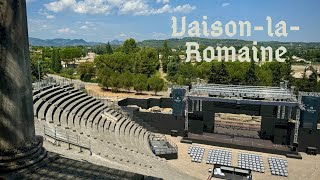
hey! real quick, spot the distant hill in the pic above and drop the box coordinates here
[139,37,251,48]
[29,37,320,49]
[29,37,123,47]
[110,40,124,46]
[139,37,320,49]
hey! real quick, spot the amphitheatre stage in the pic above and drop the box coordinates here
[120,83,320,156]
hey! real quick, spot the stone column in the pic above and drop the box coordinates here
[0,0,46,171]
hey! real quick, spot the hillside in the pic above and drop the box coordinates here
[29,37,123,47]
[29,37,320,52]
[139,37,320,49]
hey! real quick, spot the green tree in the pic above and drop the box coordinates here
[245,60,257,85]
[196,62,211,80]
[61,68,75,79]
[167,55,181,80]
[42,47,53,59]
[174,62,197,86]
[77,62,95,82]
[161,40,171,72]
[148,75,165,95]
[175,74,185,85]
[307,70,318,92]
[256,66,272,86]
[51,49,62,73]
[208,63,218,83]
[272,62,282,86]
[120,72,133,92]
[106,42,113,54]
[133,74,148,93]
[216,61,229,84]
[120,38,139,54]
[30,52,45,81]
[98,68,113,90]
[134,47,159,77]
[60,47,83,66]
[284,57,293,85]
[295,68,308,92]
[94,42,113,55]
[94,52,133,74]
[227,62,249,85]
[109,72,122,92]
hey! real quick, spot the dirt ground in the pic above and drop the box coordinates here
[167,135,320,180]
[85,84,169,101]
[292,65,320,79]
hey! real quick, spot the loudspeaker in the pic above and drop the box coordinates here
[171,130,178,137]
[184,130,188,137]
[172,89,186,116]
[292,143,299,152]
[306,147,317,155]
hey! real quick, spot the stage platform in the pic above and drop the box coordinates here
[183,133,295,155]
[150,140,178,160]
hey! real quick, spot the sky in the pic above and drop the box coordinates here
[26,0,320,43]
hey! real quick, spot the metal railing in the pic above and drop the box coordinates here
[33,76,85,91]
[32,77,56,91]
[44,125,91,153]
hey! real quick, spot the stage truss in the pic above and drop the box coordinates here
[182,83,319,145]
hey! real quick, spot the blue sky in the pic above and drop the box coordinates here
[26,0,320,43]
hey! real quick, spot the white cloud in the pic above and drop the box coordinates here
[156,0,170,4]
[222,2,231,7]
[119,0,148,14]
[124,3,196,16]
[172,4,196,13]
[74,1,112,14]
[46,15,56,19]
[45,0,196,15]
[45,0,76,12]
[119,33,127,37]
[85,21,94,25]
[38,9,56,19]
[80,25,89,29]
[45,0,112,14]
[57,28,76,33]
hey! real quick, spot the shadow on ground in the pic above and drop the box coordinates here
[2,152,161,180]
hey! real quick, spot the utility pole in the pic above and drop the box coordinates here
[38,59,41,91]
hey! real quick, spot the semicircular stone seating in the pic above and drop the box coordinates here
[33,83,193,180]
[37,86,74,121]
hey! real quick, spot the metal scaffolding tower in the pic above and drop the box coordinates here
[190,84,295,100]
[183,83,301,143]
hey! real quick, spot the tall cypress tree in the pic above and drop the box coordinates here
[216,61,229,84]
[284,57,293,85]
[56,50,62,72]
[272,62,281,86]
[51,49,62,73]
[245,59,257,85]
[51,49,56,71]
[307,70,318,92]
[106,42,113,54]
[208,63,218,83]
[162,40,170,73]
